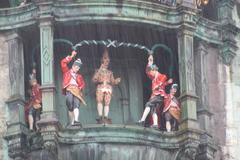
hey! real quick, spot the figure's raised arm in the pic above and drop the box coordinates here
[61,50,77,73]
[148,54,154,66]
[145,55,156,80]
[110,72,121,85]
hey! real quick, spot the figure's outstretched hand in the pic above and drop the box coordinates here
[168,78,173,84]
[148,55,153,65]
[32,68,36,74]
[115,77,121,84]
[99,63,104,70]
[71,50,77,58]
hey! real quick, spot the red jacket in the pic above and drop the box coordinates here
[24,83,42,121]
[163,94,180,113]
[61,56,85,93]
[146,65,168,97]
[31,84,42,103]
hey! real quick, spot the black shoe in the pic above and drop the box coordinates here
[103,117,112,124]
[136,120,145,126]
[73,121,82,127]
[150,125,159,129]
[96,117,104,124]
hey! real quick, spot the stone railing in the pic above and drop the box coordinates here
[195,16,222,45]
[0,3,37,30]
[57,124,202,160]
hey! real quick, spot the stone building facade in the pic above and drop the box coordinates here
[0,0,240,160]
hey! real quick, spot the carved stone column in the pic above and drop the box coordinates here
[6,32,25,97]
[4,32,28,160]
[37,19,60,159]
[194,40,217,160]
[34,0,60,159]
[194,40,212,131]
[177,20,203,158]
[177,25,199,130]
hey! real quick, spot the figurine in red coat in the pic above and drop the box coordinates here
[27,68,42,131]
[137,54,172,128]
[61,50,86,126]
[163,84,181,132]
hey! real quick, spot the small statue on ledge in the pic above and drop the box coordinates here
[163,84,181,132]
[92,48,121,124]
[26,68,42,132]
[61,50,86,127]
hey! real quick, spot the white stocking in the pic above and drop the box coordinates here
[104,106,109,117]
[68,111,74,125]
[140,107,151,121]
[73,108,79,121]
[28,115,34,130]
[97,103,103,117]
[166,121,171,132]
[152,112,158,126]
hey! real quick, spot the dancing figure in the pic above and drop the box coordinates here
[137,54,172,129]
[61,50,86,126]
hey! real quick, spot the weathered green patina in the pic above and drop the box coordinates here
[2,0,239,159]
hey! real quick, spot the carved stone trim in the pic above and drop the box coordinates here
[219,23,239,65]
[194,40,210,111]
[217,0,239,65]
[40,20,54,85]
[5,31,25,98]
[196,133,217,160]
[197,108,213,117]
[37,117,60,159]
[4,124,29,160]
[180,0,198,9]
[175,142,200,160]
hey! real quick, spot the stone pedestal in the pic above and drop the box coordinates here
[4,96,29,160]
